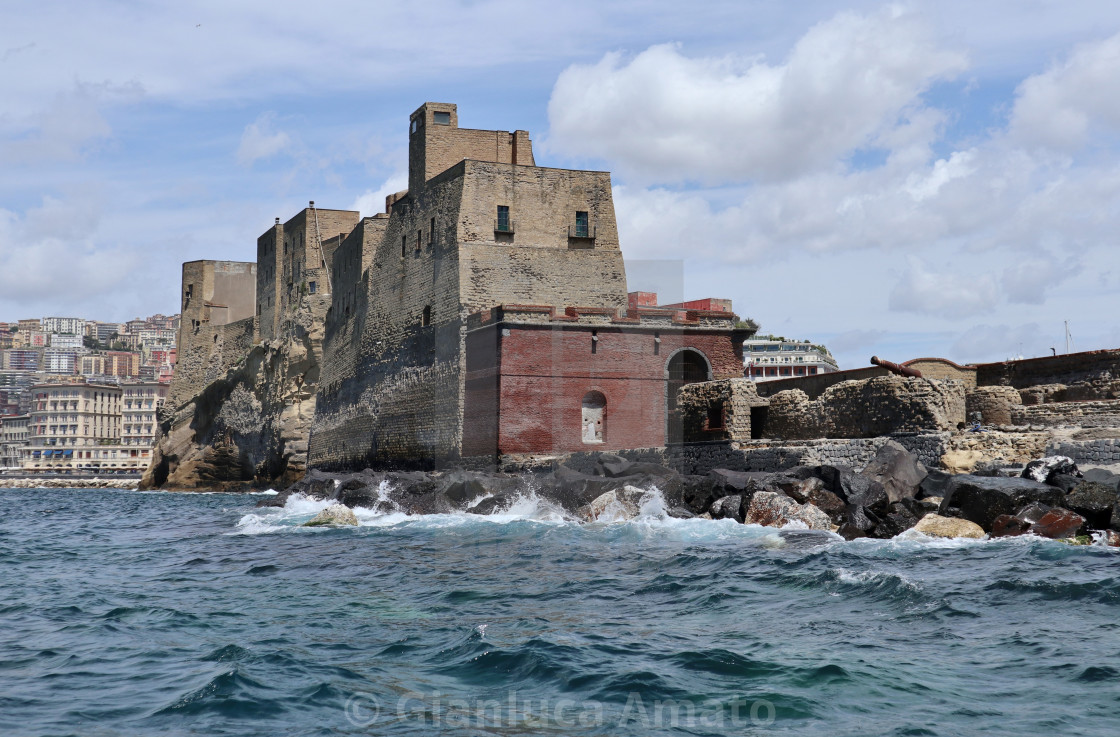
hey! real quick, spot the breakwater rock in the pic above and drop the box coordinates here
[0,478,140,489]
[264,444,1120,543]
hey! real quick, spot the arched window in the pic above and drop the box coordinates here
[581,390,606,444]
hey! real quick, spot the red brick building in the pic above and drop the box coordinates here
[463,303,751,457]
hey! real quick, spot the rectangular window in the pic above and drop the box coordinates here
[416,230,422,252]
[308,281,317,294]
[430,217,436,245]
[575,211,589,238]
[401,234,407,258]
[496,205,510,232]
[433,111,451,125]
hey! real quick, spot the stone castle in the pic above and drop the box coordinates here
[149,102,1120,490]
[149,103,750,486]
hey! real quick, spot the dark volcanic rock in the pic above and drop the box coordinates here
[622,462,680,479]
[665,475,721,515]
[990,514,1032,538]
[814,465,889,514]
[1021,456,1081,484]
[971,462,1007,478]
[767,475,824,504]
[939,475,1065,531]
[918,469,953,500]
[595,454,633,478]
[1047,473,1082,493]
[807,487,847,524]
[1064,482,1119,530]
[708,469,763,499]
[837,505,882,541]
[1015,502,1052,525]
[900,496,941,516]
[871,502,921,539]
[709,495,745,522]
[466,491,534,516]
[1082,468,1120,489]
[1031,508,1086,539]
[860,440,927,503]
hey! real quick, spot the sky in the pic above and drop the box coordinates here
[2,0,1119,370]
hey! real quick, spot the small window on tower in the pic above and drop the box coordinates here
[433,111,451,125]
[422,306,431,327]
[575,211,589,238]
[309,281,317,294]
[496,205,510,232]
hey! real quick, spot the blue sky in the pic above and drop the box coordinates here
[2,0,1119,370]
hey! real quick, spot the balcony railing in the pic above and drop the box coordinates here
[494,218,515,234]
[568,224,596,240]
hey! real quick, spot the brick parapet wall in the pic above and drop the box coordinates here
[975,349,1120,390]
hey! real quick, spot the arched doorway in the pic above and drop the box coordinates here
[666,349,710,444]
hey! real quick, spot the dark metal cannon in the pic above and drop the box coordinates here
[870,356,922,378]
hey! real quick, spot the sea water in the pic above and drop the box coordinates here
[1,486,1118,736]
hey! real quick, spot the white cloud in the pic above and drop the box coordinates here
[236,112,292,166]
[1000,256,1082,305]
[0,82,136,164]
[547,7,967,184]
[348,173,407,218]
[828,329,888,354]
[951,323,1044,362]
[888,258,999,319]
[0,196,137,309]
[1010,32,1120,151]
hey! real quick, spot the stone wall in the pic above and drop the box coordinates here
[1046,437,1120,466]
[535,433,950,476]
[677,378,767,443]
[170,260,257,410]
[308,166,468,471]
[975,349,1120,395]
[904,358,977,388]
[457,161,627,312]
[942,431,1051,467]
[256,222,283,342]
[965,386,1022,425]
[408,102,534,194]
[1011,399,1120,428]
[309,113,632,470]
[754,366,888,399]
[765,376,965,440]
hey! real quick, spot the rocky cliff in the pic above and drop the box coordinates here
[141,298,325,491]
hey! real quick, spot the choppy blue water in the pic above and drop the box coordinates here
[1,487,1118,736]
